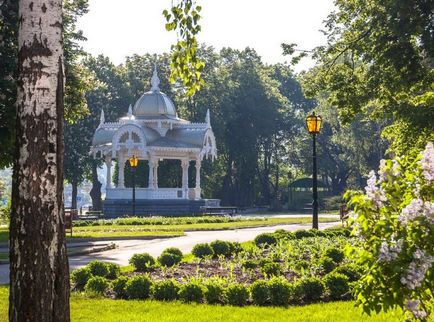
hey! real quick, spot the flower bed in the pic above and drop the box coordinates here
[71,227,359,306]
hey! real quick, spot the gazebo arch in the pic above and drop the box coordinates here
[90,66,219,217]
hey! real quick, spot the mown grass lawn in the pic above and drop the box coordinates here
[0,286,402,322]
[0,217,339,242]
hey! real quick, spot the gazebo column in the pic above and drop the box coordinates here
[118,154,125,188]
[148,158,154,189]
[105,155,112,189]
[153,160,159,188]
[181,159,189,199]
[195,159,201,200]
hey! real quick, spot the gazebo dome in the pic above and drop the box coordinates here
[133,66,177,118]
[133,91,177,118]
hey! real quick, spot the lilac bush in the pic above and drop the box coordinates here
[347,142,434,321]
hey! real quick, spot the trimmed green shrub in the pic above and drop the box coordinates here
[241,259,258,270]
[295,277,325,302]
[205,281,225,304]
[106,263,121,279]
[125,275,153,299]
[333,263,361,282]
[250,280,269,306]
[192,243,214,259]
[129,253,155,272]
[324,248,345,263]
[87,260,109,277]
[210,240,231,257]
[254,233,277,247]
[162,247,183,259]
[228,242,243,255]
[158,252,182,267]
[178,281,205,303]
[84,276,109,294]
[324,272,350,300]
[294,230,316,239]
[319,257,336,273]
[225,283,249,306]
[273,229,294,240]
[112,276,129,298]
[71,267,92,290]
[153,279,179,301]
[268,277,293,306]
[261,262,281,277]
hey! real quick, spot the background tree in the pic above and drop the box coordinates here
[300,0,434,154]
[10,0,70,320]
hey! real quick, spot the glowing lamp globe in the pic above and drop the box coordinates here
[306,112,322,134]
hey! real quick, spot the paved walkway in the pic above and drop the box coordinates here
[0,221,340,284]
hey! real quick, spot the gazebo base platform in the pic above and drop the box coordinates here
[103,199,221,217]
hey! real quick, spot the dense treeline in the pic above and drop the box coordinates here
[70,47,386,208]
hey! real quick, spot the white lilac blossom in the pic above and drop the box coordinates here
[378,159,387,182]
[391,159,401,177]
[400,250,434,290]
[398,199,424,226]
[422,201,434,224]
[420,142,434,183]
[378,239,403,262]
[399,199,434,226]
[406,300,428,319]
[365,170,387,207]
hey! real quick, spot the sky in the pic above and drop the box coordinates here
[77,0,335,72]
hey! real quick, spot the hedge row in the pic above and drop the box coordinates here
[81,273,352,306]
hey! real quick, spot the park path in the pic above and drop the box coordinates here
[0,221,340,284]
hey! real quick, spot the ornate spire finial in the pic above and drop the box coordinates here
[99,108,105,126]
[205,109,211,128]
[127,104,133,118]
[151,59,160,92]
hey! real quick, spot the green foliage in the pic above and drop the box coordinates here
[162,0,204,96]
[261,262,281,277]
[204,280,225,304]
[324,273,349,300]
[347,143,434,320]
[294,230,316,239]
[225,284,249,306]
[268,277,293,306]
[87,260,109,277]
[71,267,92,290]
[301,0,434,152]
[153,280,180,301]
[318,257,336,274]
[241,259,258,270]
[250,280,269,306]
[333,263,361,282]
[112,276,129,299]
[84,276,109,295]
[129,253,155,272]
[178,280,205,303]
[295,277,325,302]
[125,275,152,300]
[254,233,277,247]
[324,248,345,264]
[210,240,231,257]
[192,243,214,259]
[106,263,121,279]
[158,252,182,268]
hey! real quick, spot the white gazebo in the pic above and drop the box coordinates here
[90,67,218,216]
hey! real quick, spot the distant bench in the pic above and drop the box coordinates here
[64,208,78,236]
[200,206,239,216]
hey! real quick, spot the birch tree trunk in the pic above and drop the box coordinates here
[9,0,70,321]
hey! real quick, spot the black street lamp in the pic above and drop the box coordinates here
[305,112,322,229]
[128,155,138,216]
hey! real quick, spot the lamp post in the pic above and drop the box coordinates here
[305,112,322,229]
[128,155,138,216]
